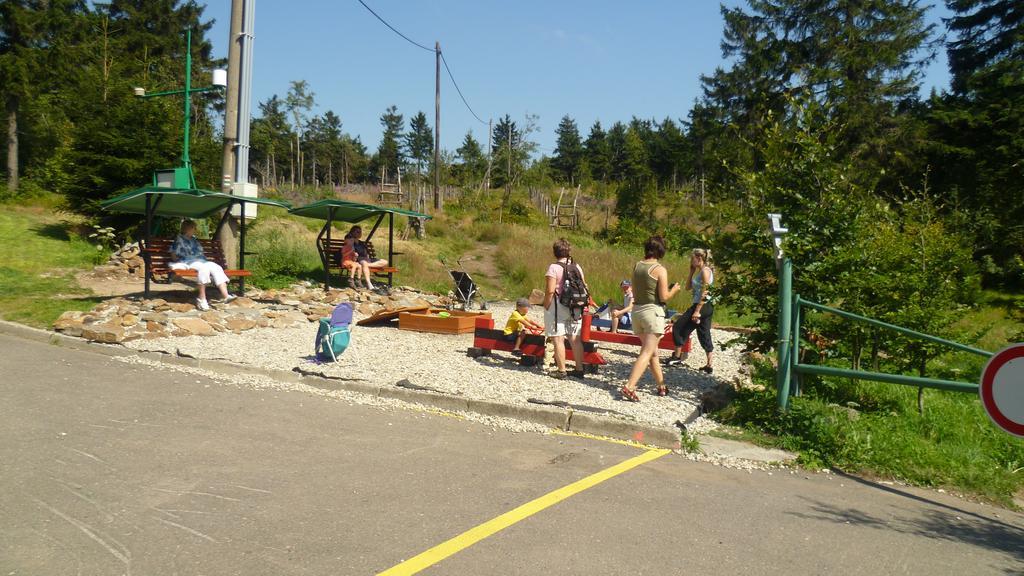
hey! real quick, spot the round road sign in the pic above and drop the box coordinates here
[980,343,1024,438]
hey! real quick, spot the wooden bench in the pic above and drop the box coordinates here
[143,238,251,283]
[318,237,398,281]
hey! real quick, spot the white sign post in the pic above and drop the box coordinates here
[980,343,1024,438]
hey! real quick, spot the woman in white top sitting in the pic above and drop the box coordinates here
[170,219,235,311]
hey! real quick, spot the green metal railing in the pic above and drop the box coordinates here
[775,256,993,410]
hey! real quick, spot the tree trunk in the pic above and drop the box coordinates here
[289,140,294,188]
[6,95,18,195]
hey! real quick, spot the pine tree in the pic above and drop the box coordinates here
[605,121,628,182]
[0,1,89,196]
[584,120,611,183]
[455,130,484,184]
[925,0,1024,284]
[490,114,520,190]
[65,1,221,212]
[375,105,403,182]
[699,0,934,189]
[404,111,433,176]
[551,115,583,185]
[947,0,1024,93]
[651,118,689,190]
[614,127,654,220]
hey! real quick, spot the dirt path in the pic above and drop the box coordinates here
[461,242,504,298]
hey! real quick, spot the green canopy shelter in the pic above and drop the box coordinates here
[288,199,431,290]
[101,186,291,297]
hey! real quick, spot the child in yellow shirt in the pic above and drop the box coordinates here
[505,298,543,356]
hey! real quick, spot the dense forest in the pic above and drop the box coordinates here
[1,0,1021,295]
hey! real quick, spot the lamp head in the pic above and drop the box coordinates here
[768,213,789,264]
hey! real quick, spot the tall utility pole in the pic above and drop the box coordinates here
[483,117,492,190]
[222,0,243,191]
[433,41,441,211]
[218,0,244,267]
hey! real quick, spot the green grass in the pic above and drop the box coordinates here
[714,294,1024,507]
[0,203,104,326]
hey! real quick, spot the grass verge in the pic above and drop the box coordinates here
[0,203,103,326]
[713,292,1024,507]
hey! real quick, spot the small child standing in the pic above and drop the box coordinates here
[505,298,543,356]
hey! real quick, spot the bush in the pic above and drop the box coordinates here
[247,218,322,288]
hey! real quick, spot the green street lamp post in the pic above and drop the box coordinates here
[133,29,226,189]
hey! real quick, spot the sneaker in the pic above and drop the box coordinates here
[195,298,210,311]
[223,294,237,304]
[550,370,567,380]
[663,355,682,366]
[569,370,586,380]
[700,365,714,374]
[511,349,523,357]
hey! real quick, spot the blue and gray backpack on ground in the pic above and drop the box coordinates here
[315,303,353,362]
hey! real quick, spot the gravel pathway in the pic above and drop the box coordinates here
[125,301,750,434]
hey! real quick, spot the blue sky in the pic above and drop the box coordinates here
[203,0,952,155]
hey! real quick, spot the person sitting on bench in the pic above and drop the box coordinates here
[345,225,389,291]
[609,279,635,333]
[505,298,542,356]
[170,219,235,311]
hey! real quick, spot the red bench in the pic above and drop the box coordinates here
[468,317,607,372]
[143,238,251,283]
[583,311,691,353]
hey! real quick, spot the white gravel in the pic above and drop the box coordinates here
[125,301,750,435]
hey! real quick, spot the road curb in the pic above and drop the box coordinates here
[0,320,683,449]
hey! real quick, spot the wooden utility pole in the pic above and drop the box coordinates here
[433,41,441,211]
[483,117,492,191]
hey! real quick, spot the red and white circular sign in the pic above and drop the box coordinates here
[980,344,1024,438]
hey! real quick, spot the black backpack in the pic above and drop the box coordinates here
[557,260,589,320]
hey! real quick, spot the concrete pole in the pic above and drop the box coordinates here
[218,0,244,267]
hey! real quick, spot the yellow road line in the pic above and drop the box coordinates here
[377,447,670,576]
[548,428,660,450]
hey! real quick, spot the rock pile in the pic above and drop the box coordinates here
[54,282,444,343]
[87,242,147,281]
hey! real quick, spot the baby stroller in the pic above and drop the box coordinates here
[440,256,487,311]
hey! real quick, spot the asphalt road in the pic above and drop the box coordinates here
[1,333,1022,575]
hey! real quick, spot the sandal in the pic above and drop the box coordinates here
[657,384,668,397]
[620,386,640,402]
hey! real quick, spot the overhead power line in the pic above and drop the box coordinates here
[355,0,433,53]
[440,52,487,125]
[355,0,489,127]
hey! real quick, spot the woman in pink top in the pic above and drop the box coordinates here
[543,238,587,380]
